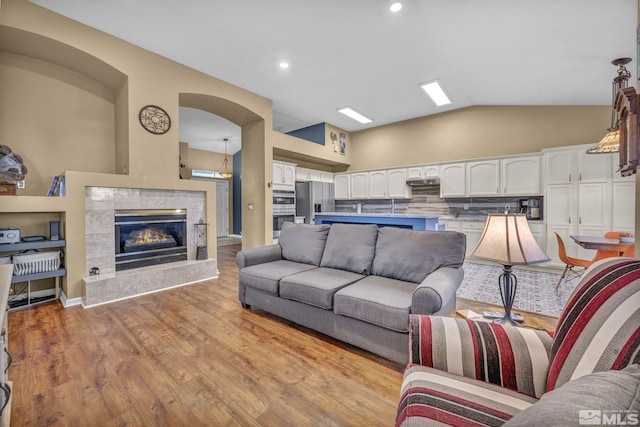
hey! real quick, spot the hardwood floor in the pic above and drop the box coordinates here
[7,245,404,426]
[7,244,559,426]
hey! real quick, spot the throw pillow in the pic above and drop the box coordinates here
[505,364,640,426]
[279,222,330,266]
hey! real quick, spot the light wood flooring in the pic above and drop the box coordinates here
[7,244,558,426]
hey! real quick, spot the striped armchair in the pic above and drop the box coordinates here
[396,257,640,426]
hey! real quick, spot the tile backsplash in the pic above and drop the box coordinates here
[335,187,542,218]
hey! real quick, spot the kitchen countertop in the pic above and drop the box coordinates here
[439,214,544,223]
[315,212,439,218]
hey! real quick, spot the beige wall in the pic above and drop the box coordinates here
[0,0,278,300]
[0,52,116,195]
[349,105,611,170]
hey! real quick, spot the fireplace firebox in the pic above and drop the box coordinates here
[114,209,187,271]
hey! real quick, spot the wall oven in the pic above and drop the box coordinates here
[273,190,295,238]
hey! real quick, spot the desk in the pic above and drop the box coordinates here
[570,235,632,255]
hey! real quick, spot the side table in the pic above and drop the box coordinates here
[454,297,557,332]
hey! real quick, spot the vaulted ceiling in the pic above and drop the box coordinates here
[30,0,638,154]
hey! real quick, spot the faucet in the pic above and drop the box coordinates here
[391,199,395,214]
[356,202,362,214]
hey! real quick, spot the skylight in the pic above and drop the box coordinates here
[420,80,452,106]
[337,107,372,124]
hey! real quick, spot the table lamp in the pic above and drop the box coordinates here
[470,213,550,325]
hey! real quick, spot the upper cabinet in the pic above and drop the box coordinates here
[577,150,612,182]
[407,165,440,179]
[387,168,411,198]
[501,156,541,195]
[545,150,573,184]
[350,172,369,199]
[335,169,412,200]
[442,155,542,198]
[297,167,334,183]
[273,161,296,191]
[466,160,500,196]
[440,163,466,197]
[334,173,351,199]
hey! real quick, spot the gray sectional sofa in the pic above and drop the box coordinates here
[236,222,466,364]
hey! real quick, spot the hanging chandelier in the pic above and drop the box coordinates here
[219,137,233,178]
[587,57,632,154]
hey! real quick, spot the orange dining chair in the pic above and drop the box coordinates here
[555,232,595,293]
[593,232,636,261]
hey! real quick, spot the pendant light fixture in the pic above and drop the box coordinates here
[219,137,233,179]
[587,57,632,154]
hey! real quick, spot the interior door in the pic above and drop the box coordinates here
[216,181,229,237]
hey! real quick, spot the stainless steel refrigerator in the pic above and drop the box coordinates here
[295,181,335,224]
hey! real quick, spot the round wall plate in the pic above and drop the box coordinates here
[139,105,171,134]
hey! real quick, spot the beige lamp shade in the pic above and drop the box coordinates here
[586,128,620,154]
[471,214,549,265]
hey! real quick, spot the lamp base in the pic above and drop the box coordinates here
[494,313,520,326]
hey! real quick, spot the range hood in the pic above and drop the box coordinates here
[406,177,440,187]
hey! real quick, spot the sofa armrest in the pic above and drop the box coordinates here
[409,314,553,398]
[411,267,463,316]
[236,244,282,268]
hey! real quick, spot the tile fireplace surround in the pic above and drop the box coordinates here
[83,187,218,307]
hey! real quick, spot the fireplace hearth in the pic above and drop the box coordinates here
[115,209,187,271]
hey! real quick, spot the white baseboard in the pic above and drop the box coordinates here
[60,290,82,307]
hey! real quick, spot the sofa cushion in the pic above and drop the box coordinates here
[334,275,418,332]
[280,267,365,309]
[547,258,640,391]
[505,364,640,427]
[279,222,331,266]
[239,260,317,295]
[320,223,379,274]
[396,365,538,427]
[372,228,466,284]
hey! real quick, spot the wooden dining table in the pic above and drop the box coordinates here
[570,235,633,255]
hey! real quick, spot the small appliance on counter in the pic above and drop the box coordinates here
[0,227,20,244]
[519,198,542,220]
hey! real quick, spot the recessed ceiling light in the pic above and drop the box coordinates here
[337,107,373,124]
[420,80,452,106]
[279,62,289,69]
[389,1,403,12]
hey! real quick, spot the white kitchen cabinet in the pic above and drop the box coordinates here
[334,173,350,199]
[273,161,296,191]
[387,168,411,198]
[308,169,323,182]
[440,163,466,197]
[577,183,609,228]
[577,150,612,183]
[612,181,636,233]
[320,172,334,183]
[350,172,369,199]
[368,170,387,198]
[460,221,485,258]
[466,160,500,196]
[407,165,439,179]
[528,222,546,253]
[545,149,573,184]
[501,156,541,195]
[542,145,634,265]
[296,167,310,181]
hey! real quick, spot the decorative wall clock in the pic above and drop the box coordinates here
[139,105,171,134]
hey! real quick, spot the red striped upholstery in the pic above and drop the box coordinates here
[396,257,640,427]
[396,365,538,427]
[409,315,552,398]
[547,257,640,391]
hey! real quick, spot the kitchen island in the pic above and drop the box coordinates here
[313,212,440,231]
